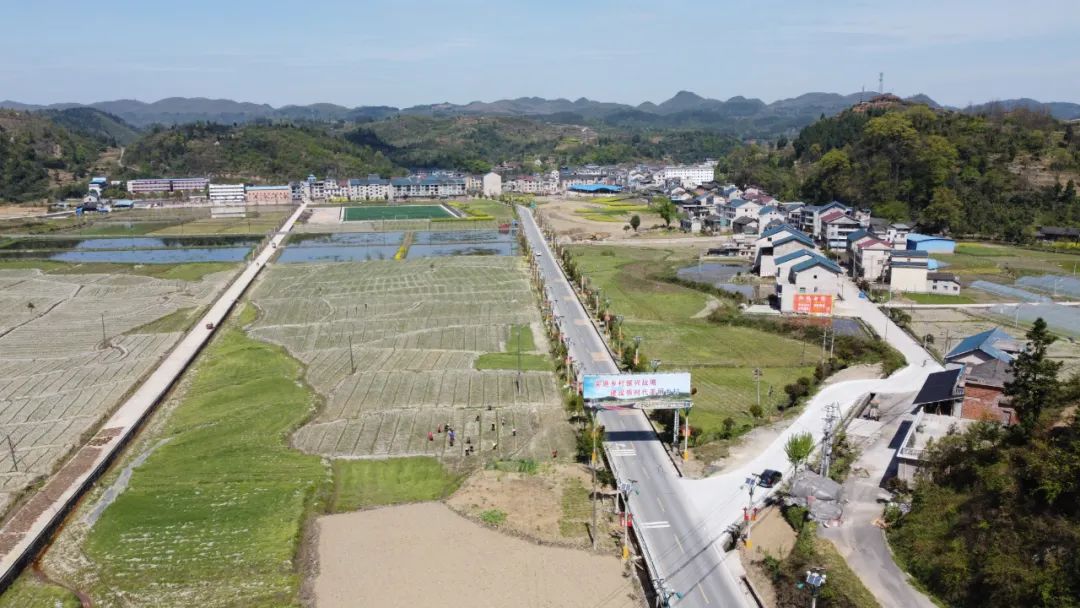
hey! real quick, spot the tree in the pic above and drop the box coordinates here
[629,214,641,232]
[785,432,815,472]
[26,302,35,314]
[654,199,678,228]
[876,200,910,222]
[920,186,963,234]
[1005,318,1063,436]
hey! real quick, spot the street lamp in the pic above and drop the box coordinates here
[650,359,662,372]
[803,568,827,608]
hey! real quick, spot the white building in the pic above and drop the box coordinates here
[658,161,718,188]
[208,183,246,205]
[347,176,392,201]
[481,172,503,197]
[852,238,892,281]
[889,250,930,293]
[776,252,843,314]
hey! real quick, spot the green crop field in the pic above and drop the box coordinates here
[330,457,462,511]
[343,205,453,221]
[75,328,325,607]
[570,245,814,431]
[903,292,976,305]
[937,242,1080,278]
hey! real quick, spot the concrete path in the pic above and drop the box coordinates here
[820,392,938,608]
[0,203,308,589]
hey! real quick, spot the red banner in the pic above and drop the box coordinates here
[793,294,833,316]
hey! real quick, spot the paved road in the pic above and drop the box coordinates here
[0,203,308,588]
[520,207,753,607]
[820,393,938,608]
[522,205,943,606]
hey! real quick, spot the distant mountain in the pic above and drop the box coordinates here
[964,98,1080,120]
[39,107,141,145]
[2,92,1078,137]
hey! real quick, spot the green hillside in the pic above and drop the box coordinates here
[0,110,105,202]
[718,100,1080,239]
[123,122,401,182]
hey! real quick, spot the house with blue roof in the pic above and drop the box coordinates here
[906,233,956,253]
[754,225,815,276]
[758,205,786,231]
[945,328,1022,368]
[777,251,843,314]
[723,198,762,223]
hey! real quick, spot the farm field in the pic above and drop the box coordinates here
[569,245,813,432]
[248,256,570,462]
[452,199,515,221]
[936,242,1080,280]
[0,263,235,515]
[313,502,636,608]
[907,307,1080,377]
[0,207,292,238]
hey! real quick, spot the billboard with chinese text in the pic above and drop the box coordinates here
[793,294,833,316]
[582,373,692,406]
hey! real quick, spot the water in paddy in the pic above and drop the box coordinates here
[0,236,258,263]
[676,262,753,298]
[279,230,516,263]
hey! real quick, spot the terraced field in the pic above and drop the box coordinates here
[0,266,235,514]
[248,256,567,462]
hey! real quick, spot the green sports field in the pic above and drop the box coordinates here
[343,205,454,221]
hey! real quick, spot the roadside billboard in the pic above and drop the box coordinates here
[793,294,833,316]
[583,372,692,407]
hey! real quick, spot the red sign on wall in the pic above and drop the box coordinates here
[793,294,833,316]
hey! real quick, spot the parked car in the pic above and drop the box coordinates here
[758,469,782,488]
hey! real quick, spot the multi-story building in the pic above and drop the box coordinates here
[390,176,466,198]
[347,176,392,201]
[208,183,246,205]
[126,177,209,194]
[775,250,843,314]
[482,172,502,197]
[658,161,718,187]
[888,250,930,292]
[245,185,293,205]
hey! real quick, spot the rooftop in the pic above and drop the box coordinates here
[899,411,976,461]
[907,233,956,243]
[913,367,964,407]
[946,327,1020,363]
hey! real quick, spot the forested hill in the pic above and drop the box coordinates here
[718,99,1080,239]
[349,115,740,171]
[0,110,109,202]
[123,123,401,183]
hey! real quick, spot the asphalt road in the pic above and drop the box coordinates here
[519,207,753,608]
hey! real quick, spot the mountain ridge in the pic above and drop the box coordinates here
[2,92,1077,133]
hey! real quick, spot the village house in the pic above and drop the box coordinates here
[888,250,930,292]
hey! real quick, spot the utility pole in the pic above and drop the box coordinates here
[348,334,356,374]
[590,409,599,550]
[820,326,828,361]
[821,403,840,478]
[753,368,762,409]
[100,313,107,348]
[516,325,522,393]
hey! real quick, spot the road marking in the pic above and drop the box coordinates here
[574,319,587,326]
[591,351,607,362]
[655,496,666,513]
[637,520,670,529]
[698,583,711,604]
[608,448,636,457]
[674,533,685,554]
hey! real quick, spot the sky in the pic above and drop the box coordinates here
[4,0,1080,108]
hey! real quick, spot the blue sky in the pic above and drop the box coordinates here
[4,0,1079,107]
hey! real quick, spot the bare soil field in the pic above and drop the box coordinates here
[0,266,234,514]
[314,502,638,608]
[249,256,572,463]
[447,463,617,547]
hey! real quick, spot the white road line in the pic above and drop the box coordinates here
[699,583,711,604]
[656,495,666,513]
[674,533,685,554]
[637,520,670,529]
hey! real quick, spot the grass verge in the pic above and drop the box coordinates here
[475,352,553,371]
[329,457,461,512]
[125,306,202,334]
[902,293,975,305]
